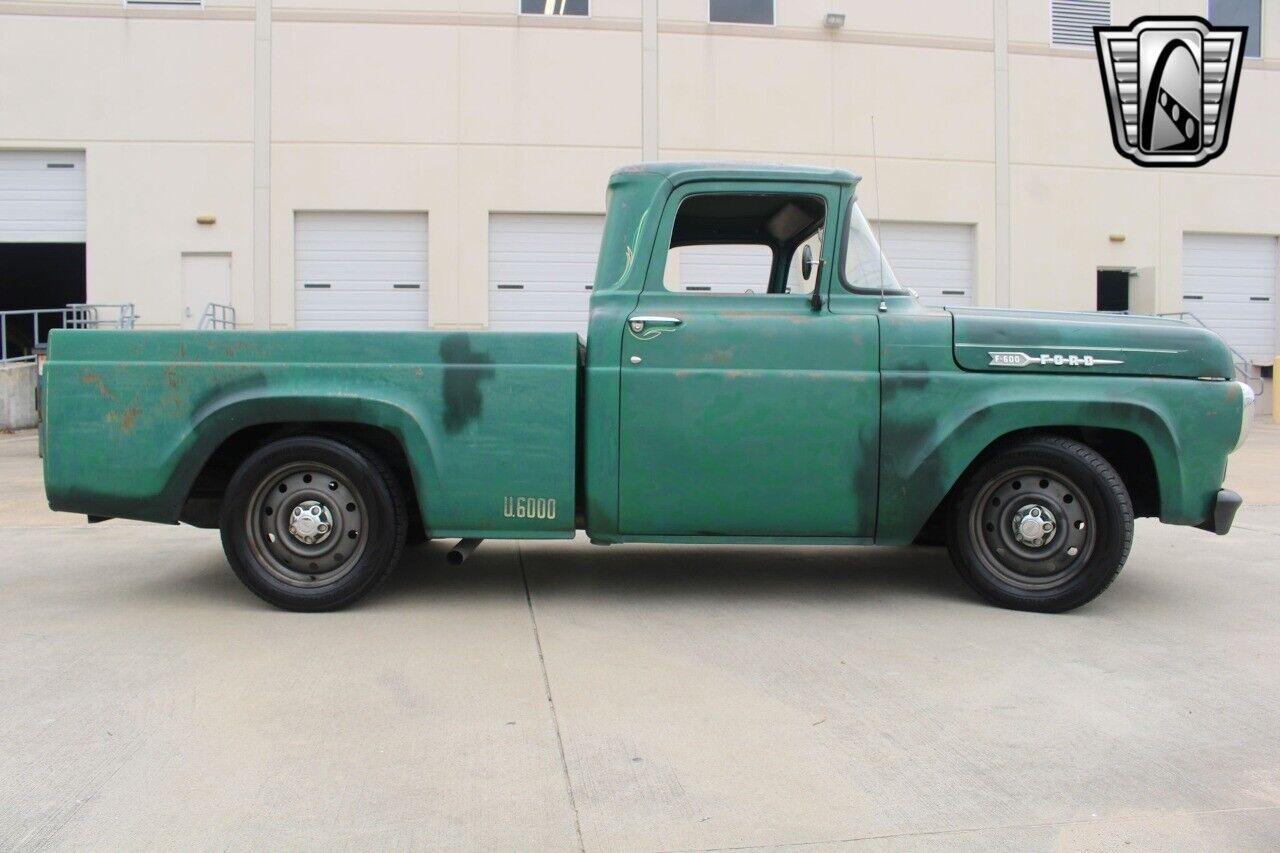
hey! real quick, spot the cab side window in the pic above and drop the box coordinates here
[660,193,825,296]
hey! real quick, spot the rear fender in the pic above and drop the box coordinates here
[168,394,435,526]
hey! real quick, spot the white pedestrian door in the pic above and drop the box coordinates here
[1182,233,1278,366]
[181,253,231,329]
[488,213,604,335]
[0,150,86,242]
[294,212,429,330]
[876,222,974,308]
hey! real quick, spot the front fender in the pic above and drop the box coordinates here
[876,371,1240,544]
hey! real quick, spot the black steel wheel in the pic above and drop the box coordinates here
[947,436,1133,612]
[220,436,407,611]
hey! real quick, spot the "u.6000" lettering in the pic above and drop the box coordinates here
[503,496,557,519]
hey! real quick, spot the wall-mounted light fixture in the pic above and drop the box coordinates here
[1108,233,1126,242]
[824,12,846,29]
[196,215,217,226]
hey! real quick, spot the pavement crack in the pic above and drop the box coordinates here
[520,543,586,853]
[1229,522,1280,538]
[653,804,1280,852]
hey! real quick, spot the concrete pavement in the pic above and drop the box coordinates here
[2,423,1279,851]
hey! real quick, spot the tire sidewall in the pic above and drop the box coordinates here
[949,439,1132,612]
[220,437,404,611]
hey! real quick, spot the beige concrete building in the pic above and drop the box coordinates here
[0,0,1277,378]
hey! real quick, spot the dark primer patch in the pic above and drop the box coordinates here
[440,334,496,434]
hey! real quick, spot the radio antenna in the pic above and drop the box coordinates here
[869,115,887,313]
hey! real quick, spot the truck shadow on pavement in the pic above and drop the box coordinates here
[140,531,1169,615]
[139,538,982,611]
[374,540,980,610]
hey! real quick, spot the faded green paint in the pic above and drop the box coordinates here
[869,309,1243,544]
[614,178,878,537]
[44,163,1247,547]
[44,331,579,538]
[951,307,1235,379]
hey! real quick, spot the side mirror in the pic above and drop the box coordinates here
[802,244,823,311]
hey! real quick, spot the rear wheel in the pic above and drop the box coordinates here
[947,436,1133,612]
[220,436,407,611]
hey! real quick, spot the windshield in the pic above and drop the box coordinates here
[843,203,904,294]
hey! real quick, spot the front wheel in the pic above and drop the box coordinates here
[947,436,1133,613]
[220,436,407,611]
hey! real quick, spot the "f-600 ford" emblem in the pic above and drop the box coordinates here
[989,351,1124,368]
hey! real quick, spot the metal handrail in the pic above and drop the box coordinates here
[197,303,237,330]
[1158,311,1265,394]
[64,303,138,329]
[1,303,138,364]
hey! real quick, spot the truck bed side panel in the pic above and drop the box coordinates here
[43,330,580,537]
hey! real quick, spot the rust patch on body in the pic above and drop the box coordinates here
[81,371,113,399]
[106,406,142,432]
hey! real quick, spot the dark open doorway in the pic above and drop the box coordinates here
[0,243,86,359]
[1096,269,1130,312]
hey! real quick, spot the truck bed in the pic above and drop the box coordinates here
[43,330,581,537]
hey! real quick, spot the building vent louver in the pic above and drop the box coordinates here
[1051,0,1110,47]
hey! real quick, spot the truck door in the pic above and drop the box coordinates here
[618,183,880,537]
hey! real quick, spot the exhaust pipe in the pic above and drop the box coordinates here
[446,538,483,566]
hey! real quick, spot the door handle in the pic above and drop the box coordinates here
[628,316,682,335]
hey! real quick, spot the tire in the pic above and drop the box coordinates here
[220,436,407,611]
[946,435,1133,613]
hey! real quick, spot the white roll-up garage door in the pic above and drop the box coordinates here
[671,244,774,294]
[0,150,86,242]
[294,211,429,331]
[876,222,974,308]
[488,213,604,335]
[1183,233,1278,365]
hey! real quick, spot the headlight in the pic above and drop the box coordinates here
[1233,381,1255,452]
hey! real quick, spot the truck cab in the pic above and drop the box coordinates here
[584,164,881,541]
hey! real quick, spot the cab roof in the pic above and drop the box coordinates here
[615,161,859,188]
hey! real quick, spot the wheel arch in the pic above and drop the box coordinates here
[884,397,1178,545]
[912,425,1160,545]
[163,395,433,531]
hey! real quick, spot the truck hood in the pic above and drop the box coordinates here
[949,307,1235,380]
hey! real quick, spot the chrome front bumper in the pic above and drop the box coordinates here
[1233,381,1256,452]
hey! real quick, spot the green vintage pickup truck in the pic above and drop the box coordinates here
[43,163,1254,613]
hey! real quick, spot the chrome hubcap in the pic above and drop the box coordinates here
[288,500,333,545]
[1011,504,1056,548]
